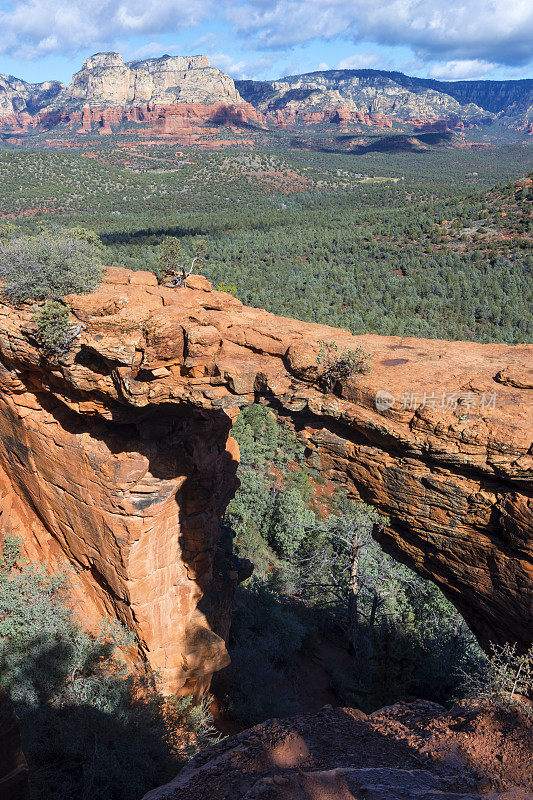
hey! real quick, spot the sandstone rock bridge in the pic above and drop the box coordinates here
[0,268,531,694]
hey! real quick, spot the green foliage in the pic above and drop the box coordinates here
[0,229,103,301]
[158,236,182,277]
[316,340,372,391]
[0,148,530,343]
[231,405,303,469]
[0,533,21,570]
[0,536,218,800]
[191,238,208,260]
[219,581,307,724]
[34,300,71,353]
[460,643,533,714]
[0,221,16,240]
[214,280,238,297]
[68,226,104,250]
[269,486,315,559]
[225,405,486,720]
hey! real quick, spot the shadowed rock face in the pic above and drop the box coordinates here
[0,686,29,800]
[0,267,531,694]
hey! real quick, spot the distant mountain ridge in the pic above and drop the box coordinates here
[0,55,532,135]
[0,52,244,117]
[0,74,64,116]
[236,69,533,129]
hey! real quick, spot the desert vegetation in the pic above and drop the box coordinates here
[0,227,102,302]
[217,405,490,725]
[0,535,218,800]
[0,144,530,343]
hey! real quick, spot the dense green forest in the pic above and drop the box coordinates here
[0,140,531,343]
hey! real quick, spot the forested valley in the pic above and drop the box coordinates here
[1,140,532,343]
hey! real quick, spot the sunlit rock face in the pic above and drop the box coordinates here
[236,72,492,125]
[2,60,532,137]
[0,267,531,693]
[0,52,261,138]
[49,52,243,108]
[236,70,533,131]
[0,53,242,115]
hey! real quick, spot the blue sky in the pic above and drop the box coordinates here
[0,0,532,85]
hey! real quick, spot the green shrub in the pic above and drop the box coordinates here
[219,581,307,724]
[0,221,16,240]
[67,226,104,251]
[34,300,71,353]
[158,236,182,278]
[0,229,103,301]
[316,340,372,392]
[0,535,218,800]
[460,643,533,714]
[215,281,238,297]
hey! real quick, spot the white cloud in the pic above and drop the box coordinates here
[226,0,533,67]
[210,52,278,79]
[226,2,353,49]
[129,41,179,60]
[336,52,379,70]
[429,59,497,80]
[316,61,329,71]
[0,0,215,58]
[189,32,221,51]
[0,0,532,74]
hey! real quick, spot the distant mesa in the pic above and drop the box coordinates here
[0,55,532,139]
[236,70,533,133]
[0,52,260,138]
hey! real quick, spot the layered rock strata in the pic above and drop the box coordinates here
[0,53,261,137]
[0,268,531,694]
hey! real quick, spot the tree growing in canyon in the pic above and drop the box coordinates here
[224,405,486,721]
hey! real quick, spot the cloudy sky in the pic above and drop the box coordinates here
[0,0,532,85]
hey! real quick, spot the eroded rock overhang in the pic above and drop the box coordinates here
[0,267,531,693]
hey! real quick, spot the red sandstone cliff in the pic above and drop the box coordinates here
[0,268,531,695]
[0,101,263,138]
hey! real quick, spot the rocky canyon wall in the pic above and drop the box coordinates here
[0,268,531,694]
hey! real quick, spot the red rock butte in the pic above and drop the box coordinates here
[0,267,531,694]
